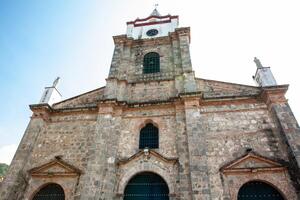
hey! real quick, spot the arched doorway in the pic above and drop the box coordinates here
[32,183,65,200]
[124,172,169,200]
[238,181,284,200]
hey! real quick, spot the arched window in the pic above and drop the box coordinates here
[124,172,169,200]
[139,123,159,149]
[238,181,284,200]
[143,52,160,74]
[32,183,65,200]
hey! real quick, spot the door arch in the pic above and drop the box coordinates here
[32,183,65,200]
[124,172,169,200]
[238,181,284,200]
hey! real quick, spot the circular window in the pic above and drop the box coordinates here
[146,29,159,36]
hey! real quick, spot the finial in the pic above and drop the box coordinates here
[254,57,263,68]
[150,4,161,16]
[52,77,60,87]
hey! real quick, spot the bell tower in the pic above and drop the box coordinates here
[126,8,179,40]
[104,9,198,101]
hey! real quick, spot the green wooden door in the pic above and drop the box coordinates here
[124,172,169,200]
[238,181,284,200]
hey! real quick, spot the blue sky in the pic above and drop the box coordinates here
[1,0,300,164]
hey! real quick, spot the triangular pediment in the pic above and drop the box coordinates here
[220,152,286,174]
[52,87,105,109]
[117,149,178,166]
[29,157,82,177]
[197,78,261,99]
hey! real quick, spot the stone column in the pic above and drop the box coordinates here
[175,102,193,199]
[79,102,122,200]
[261,85,300,196]
[0,105,48,200]
[183,96,212,200]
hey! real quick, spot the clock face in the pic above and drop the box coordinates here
[146,29,159,36]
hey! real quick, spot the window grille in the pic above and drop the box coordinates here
[143,52,160,74]
[33,183,65,200]
[139,123,159,149]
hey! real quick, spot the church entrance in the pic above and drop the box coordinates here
[124,172,169,200]
[32,183,65,200]
[238,181,284,200]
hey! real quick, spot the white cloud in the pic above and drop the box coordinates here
[0,144,18,165]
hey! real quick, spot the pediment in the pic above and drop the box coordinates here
[52,87,105,109]
[29,157,82,177]
[197,78,261,98]
[220,152,286,174]
[117,149,178,166]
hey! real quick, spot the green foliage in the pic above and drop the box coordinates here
[0,163,9,177]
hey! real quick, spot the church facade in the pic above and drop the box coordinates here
[1,10,300,200]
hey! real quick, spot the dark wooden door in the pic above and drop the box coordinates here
[32,183,65,200]
[124,172,169,200]
[238,181,284,200]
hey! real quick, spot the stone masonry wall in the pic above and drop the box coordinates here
[111,28,192,81]
[199,101,296,199]
[26,113,97,170]
[23,113,97,200]
[118,105,177,159]
[0,118,45,199]
[1,98,298,199]
[110,39,177,83]
[127,80,176,103]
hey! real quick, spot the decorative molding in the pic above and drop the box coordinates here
[220,151,286,175]
[127,14,178,25]
[117,149,178,166]
[29,157,82,178]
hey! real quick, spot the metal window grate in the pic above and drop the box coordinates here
[238,181,284,200]
[139,123,159,149]
[33,183,65,200]
[143,52,160,74]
